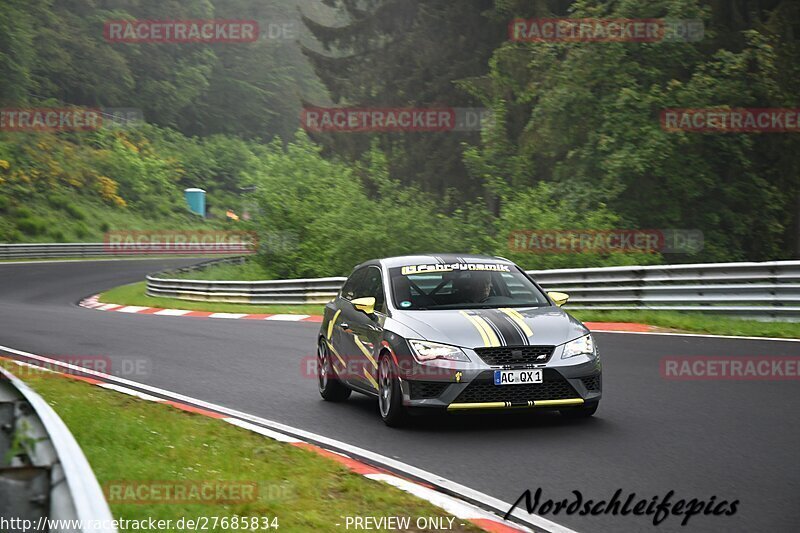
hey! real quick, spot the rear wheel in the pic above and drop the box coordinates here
[318,339,351,402]
[378,352,407,427]
[560,401,598,419]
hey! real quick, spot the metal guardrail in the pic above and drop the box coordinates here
[0,365,116,532]
[0,243,248,259]
[146,259,800,319]
[0,243,115,259]
[147,269,347,306]
[146,257,346,305]
[527,261,800,318]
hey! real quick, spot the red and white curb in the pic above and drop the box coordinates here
[0,344,577,533]
[79,295,323,323]
[81,295,665,335]
[79,296,800,342]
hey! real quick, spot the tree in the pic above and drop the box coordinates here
[461,0,800,261]
[300,0,506,203]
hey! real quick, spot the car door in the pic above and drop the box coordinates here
[340,266,387,393]
[329,267,368,388]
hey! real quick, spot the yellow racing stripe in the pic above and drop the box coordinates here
[472,315,501,347]
[353,335,378,368]
[447,398,584,411]
[459,311,490,347]
[326,340,346,367]
[363,368,378,389]
[326,309,341,340]
[500,307,533,338]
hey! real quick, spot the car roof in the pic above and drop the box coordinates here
[353,254,515,271]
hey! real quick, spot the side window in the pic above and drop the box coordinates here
[355,267,386,313]
[501,271,547,303]
[341,268,367,300]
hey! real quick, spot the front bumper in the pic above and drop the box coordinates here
[399,357,602,412]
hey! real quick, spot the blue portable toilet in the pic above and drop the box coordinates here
[184,188,206,217]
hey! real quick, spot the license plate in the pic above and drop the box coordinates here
[493,369,543,386]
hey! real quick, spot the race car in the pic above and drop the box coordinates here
[316,254,601,426]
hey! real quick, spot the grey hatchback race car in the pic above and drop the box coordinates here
[316,254,601,426]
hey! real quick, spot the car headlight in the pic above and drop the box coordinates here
[561,334,595,359]
[409,340,470,363]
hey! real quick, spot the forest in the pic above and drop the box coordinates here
[0,0,797,277]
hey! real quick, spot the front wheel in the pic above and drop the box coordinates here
[378,352,407,427]
[318,339,351,402]
[560,401,598,419]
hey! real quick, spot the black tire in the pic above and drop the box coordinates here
[318,338,351,402]
[560,401,598,419]
[377,352,408,427]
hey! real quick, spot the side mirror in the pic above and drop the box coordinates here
[351,296,376,315]
[547,291,569,307]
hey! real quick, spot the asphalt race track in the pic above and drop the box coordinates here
[1,259,798,532]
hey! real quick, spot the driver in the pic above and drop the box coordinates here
[467,271,492,303]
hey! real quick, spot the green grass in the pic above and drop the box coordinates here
[0,360,480,532]
[1,190,227,244]
[570,309,800,339]
[100,281,325,315]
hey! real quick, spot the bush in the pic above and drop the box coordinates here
[15,216,48,236]
[0,195,9,212]
[46,194,67,208]
[136,200,160,219]
[73,222,91,239]
[0,218,21,242]
[4,230,24,243]
[46,193,88,220]
[156,204,172,218]
[12,206,33,219]
[250,136,486,278]
[64,202,87,220]
[491,182,662,270]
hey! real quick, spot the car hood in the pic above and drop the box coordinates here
[393,306,588,348]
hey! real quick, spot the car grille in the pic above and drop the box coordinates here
[454,370,578,404]
[409,381,450,399]
[581,375,601,392]
[474,346,554,367]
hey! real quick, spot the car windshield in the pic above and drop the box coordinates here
[389,264,549,310]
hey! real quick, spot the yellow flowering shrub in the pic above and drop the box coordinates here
[95,175,127,208]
